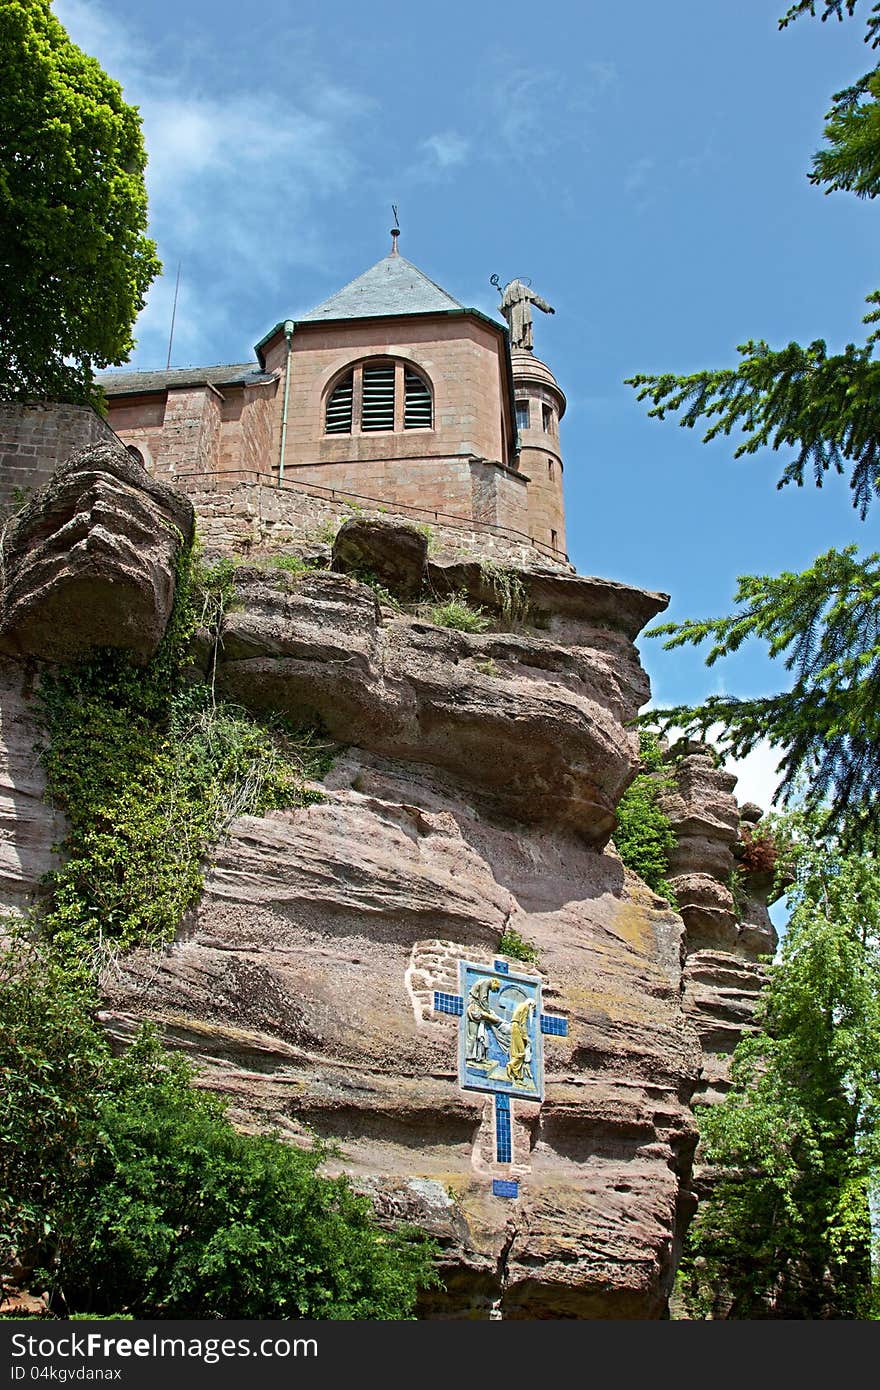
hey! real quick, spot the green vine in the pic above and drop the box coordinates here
[614,731,678,905]
[36,542,331,965]
[727,865,751,923]
[479,560,531,627]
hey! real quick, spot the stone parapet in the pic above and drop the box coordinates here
[186,477,571,568]
[0,402,117,512]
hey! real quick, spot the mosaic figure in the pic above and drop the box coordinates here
[505,998,536,1085]
[465,976,503,1065]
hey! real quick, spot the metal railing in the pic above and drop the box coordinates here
[172,466,569,564]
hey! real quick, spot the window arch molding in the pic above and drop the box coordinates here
[322,355,434,436]
[123,440,152,472]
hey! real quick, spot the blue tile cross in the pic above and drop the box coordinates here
[432,957,569,1198]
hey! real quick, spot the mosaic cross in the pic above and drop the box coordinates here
[433,958,568,1200]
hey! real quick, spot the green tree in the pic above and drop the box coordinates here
[677,816,880,1318]
[0,0,160,406]
[0,938,440,1318]
[627,1,880,846]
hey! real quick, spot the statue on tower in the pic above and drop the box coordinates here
[493,276,555,352]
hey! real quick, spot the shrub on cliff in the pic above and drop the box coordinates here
[677,814,880,1319]
[0,937,439,1319]
[36,549,331,963]
[613,732,677,903]
[0,1,160,405]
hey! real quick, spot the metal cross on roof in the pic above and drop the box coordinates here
[432,957,569,1200]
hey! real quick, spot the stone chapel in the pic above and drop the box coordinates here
[97,236,569,561]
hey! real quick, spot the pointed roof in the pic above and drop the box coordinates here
[298,252,463,323]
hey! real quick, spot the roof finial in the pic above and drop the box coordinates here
[390,203,400,255]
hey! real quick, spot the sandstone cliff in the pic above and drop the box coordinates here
[0,444,776,1318]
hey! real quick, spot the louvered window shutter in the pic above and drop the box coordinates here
[361,362,395,431]
[325,371,354,433]
[404,368,432,429]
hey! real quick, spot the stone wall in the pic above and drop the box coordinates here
[155,386,223,482]
[187,478,570,568]
[0,402,117,512]
[261,314,514,471]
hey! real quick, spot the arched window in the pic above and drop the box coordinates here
[404,367,432,429]
[325,370,354,434]
[324,358,433,435]
[126,445,145,466]
[362,362,395,431]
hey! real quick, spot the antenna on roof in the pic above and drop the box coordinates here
[165,260,182,369]
[390,205,400,255]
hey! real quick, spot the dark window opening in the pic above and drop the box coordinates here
[404,367,432,428]
[325,371,354,434]
[550,529,558,550]
[361,362,395,431]
[542,403,553,432]
[325,358,435,436]
[126,445,145,467]
[515,399,530,431]
[548,458,555,479]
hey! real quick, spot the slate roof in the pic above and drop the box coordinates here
[298,252,463,322]
[97,363,275,396]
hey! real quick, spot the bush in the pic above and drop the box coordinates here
[428,592,490,633]
[0,942,440,1319]
[264,553,315,576]
[497,926,539,964]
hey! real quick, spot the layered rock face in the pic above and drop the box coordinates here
[215,564,657,848]
[0,660,65,915]
[98,522,702,1317]
[0,442,194,665]
[658,743,776,1104]
[0,455,772,1317]
[101,768,702,1318]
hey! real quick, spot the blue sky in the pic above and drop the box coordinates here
[55,0,877,813]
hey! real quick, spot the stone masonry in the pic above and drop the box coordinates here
[0,402,117,513]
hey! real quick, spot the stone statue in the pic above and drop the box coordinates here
[496,278,555,352]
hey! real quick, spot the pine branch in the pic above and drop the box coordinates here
[644,549,880,846]
[627,326,880,518]
[779,1,880,48]
[811,67,880,197]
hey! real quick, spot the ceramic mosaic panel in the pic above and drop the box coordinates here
[457,960,543,1102]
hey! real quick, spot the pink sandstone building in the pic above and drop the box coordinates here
[97,241,569,560]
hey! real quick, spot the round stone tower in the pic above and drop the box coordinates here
[511,349,567,556]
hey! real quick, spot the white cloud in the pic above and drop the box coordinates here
[53,0,132,77]
[53,0,371,366]
[722,739,786,816]
[489,56,619,158]
[421,132,470,170]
